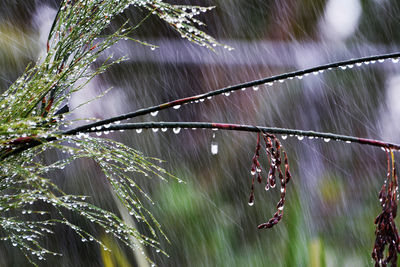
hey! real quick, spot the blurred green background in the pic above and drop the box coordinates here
[1,0,400,266]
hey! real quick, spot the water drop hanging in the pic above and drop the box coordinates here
[248,199,255,206]
[211,141,218,155]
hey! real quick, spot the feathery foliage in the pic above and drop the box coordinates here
[0,0,222,265]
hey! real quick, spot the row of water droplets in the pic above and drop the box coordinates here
[145,55,400,118]
[280,134,352,144]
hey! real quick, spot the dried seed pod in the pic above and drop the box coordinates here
[249,132,292,230]
[372,150,399,266]
[257,172,262,183]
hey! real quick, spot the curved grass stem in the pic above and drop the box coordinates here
[64,51,400,135]
[75,121,400,151]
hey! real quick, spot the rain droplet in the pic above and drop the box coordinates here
[392,58,399,63]
[250,170,256,175]
[346,140,352,144]
[136,129,143,133]
[173,105,181,109]
[281,135,288,140]
[297,136,304,140]
[323,138,330,143]
[253,86,259,91]
[161,128,168,132]
[173,127,181,134]
[211,141,218,155]
[224,92,230,96]
[150,111,158,116]
[152,128,159,132]
[96,132,102,136]
[248,200,255,206]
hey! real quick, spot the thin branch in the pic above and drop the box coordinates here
[64,51,400,135]
[76,121,400,150]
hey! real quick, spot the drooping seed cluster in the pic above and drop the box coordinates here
[249,132,292,229]
[372,149,400,267]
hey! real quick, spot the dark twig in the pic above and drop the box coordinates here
[4,121,399,162]
[73,121,400,151]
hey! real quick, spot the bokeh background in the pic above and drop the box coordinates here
[1,0,400,266]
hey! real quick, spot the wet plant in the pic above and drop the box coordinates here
[1,0,400,266]
[248,132,292,229]
[0,0,223,265]
[372,150,400,267]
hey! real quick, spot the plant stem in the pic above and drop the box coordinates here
[64,51,400,135]
[77,121,400,150]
